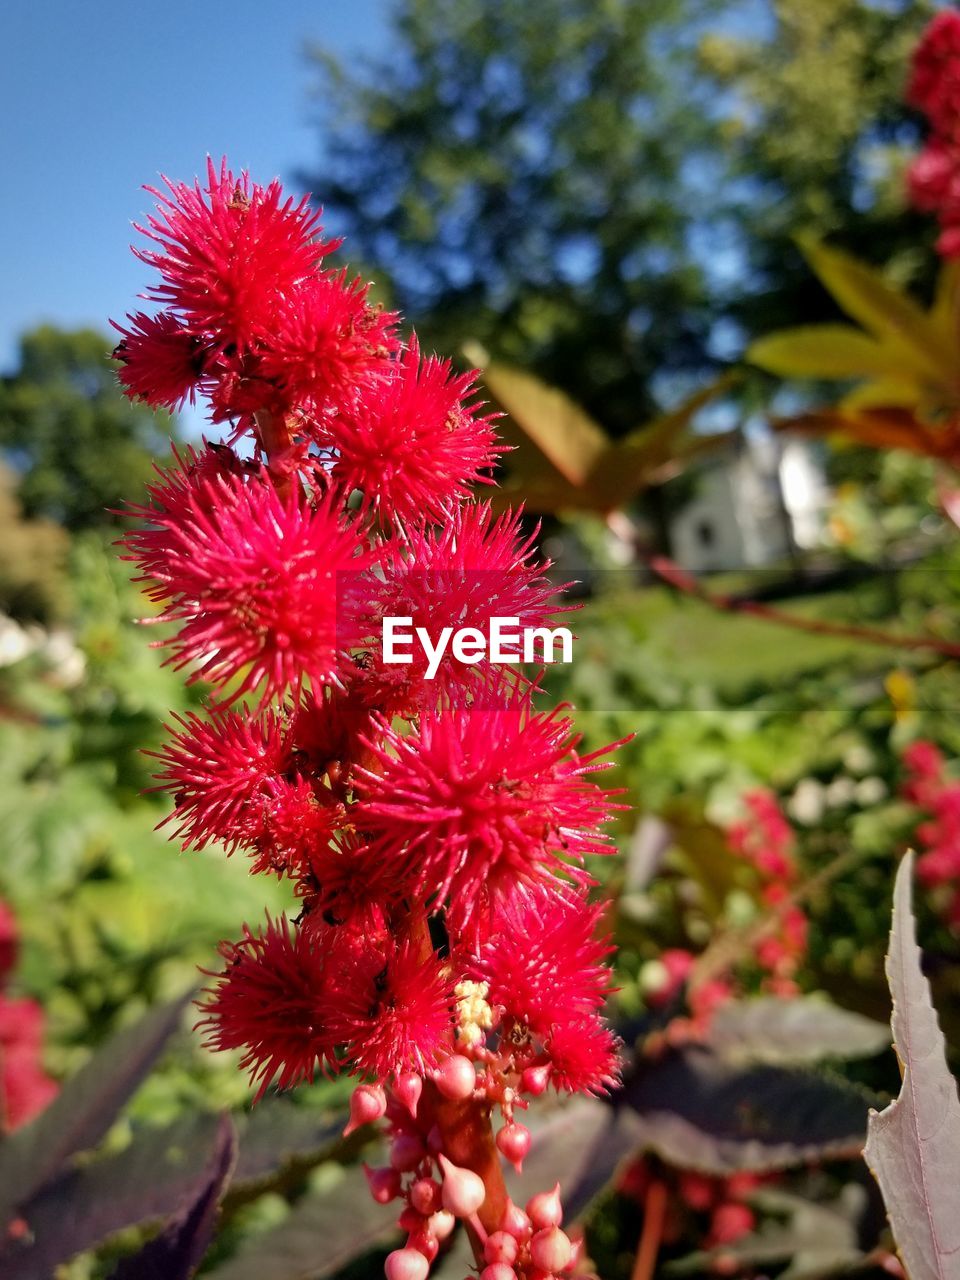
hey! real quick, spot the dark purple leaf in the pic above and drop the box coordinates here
[0,1111,234,1279]
[203,1166,396,1280]
[109,1113,237,1280]
[623,1046,875,1174]
[0,996,190,1230]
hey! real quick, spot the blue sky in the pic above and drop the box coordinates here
[0,2,389,381]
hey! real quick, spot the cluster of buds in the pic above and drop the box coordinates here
[114,159,624,1276]
[619,1160,764,1256]
[365,1060,582,1280]
[906,10,960,256]
[901,740,960,929]
[643,789,807,1043]
[0,900,57,1131]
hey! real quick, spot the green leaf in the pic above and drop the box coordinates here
[226,1100,348,1205]
[797,238,953,381]
[863,853,960,1280]
[748,325,898,380]
[623,1047,875,1174]
[0,996,190,1230]
[705,997,890,1067]
[474,358,609,486]
[203,1166,396,1280]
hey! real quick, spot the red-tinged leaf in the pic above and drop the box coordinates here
[771,407,948,458]
[202,1166,396,1280]
[0,996,190,1231]
[108,1114,237,1280]
[864,853,960,1280]
[623,1047,875,1174]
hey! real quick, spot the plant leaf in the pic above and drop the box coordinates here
[227,1101,347,1203]
[0,1112,235,1279]
[748,326,898,380]
[863,852,960,1280]
[203,1166,396,1280]
[0,996,190,1230]
[623,1046,875,1174]
[797,238,953,380]
[107,1114,237,1280]
[474,358,609,486]
[705,997,890,1066]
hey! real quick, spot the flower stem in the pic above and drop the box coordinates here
[422,1078,508,1261]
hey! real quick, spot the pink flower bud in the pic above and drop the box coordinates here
[484,1232,520,1265]
[495,1122,531,1172]
[527,1183,563,1230]
[520,1063,551,1096]
[384,1247,430,1280]
[428,1210,456,1240]
[344,1083,387,1136]
[363,1164,402,1204]
[500,1199,532,1241]
[395,1071,423,1117]
[391,1132,426,1171]
[438,1153,486,1217]
[410,1177,442,1215]
[398,1206,425,1234]
[434,1054,476,1100]
[408,1228,440,1263]
[480,1266,517,1280]
[530,1226,573,1274]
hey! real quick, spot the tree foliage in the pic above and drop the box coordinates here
[304,0,721,433]
[304,0,935,436]
[0,327,175,531]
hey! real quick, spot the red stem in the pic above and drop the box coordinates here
[254,409,294,498]
[420,1078,508,1260]
[630,1178,668,1280]
[648,555,960,660]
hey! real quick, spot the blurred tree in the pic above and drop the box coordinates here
[700,0,937,341]
[0,327,176,531]
[0,463,68,623]
[304,0,722,434]
[305,0,936,436]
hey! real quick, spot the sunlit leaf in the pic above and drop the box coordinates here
[748,325,897,380]
[863,853,960,1280]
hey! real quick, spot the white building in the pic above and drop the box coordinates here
[667,435,829,573]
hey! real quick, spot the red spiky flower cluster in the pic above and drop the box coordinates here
[115,159,625,1277]
[907,10,960,256]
